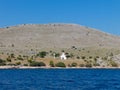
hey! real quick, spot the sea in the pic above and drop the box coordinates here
[0,69,120,90]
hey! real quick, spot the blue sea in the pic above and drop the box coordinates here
[0,69,120,90]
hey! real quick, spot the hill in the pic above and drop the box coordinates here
[0,23,120,67]
[0,24,120,52]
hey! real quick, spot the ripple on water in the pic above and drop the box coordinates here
[0,69,119,90]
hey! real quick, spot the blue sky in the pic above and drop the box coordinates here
[0,0,120,35]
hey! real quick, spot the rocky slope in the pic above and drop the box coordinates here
[0,24,120,53]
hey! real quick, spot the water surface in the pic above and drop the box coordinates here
[0,69,120,90]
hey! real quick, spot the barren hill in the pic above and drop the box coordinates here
[0,24,120,53]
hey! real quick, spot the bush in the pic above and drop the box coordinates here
[85,63,92,68]
[0,59,6,66]
[110,61,118,67]
[55,53,60,57]
[37,51,47,58]
[49,61,54,67]
[27,59,32,63]
[71,62,77,67]
[10,53,15,58]
[68,64,71,67]
[23,64,28,66]
[81,56,86,59]
[79,64,85,67]
[30,61,46,67]
[93,63,100,66]
[76,56,80,59]
[16,62,21,65]
[17,55,23,60]
[55,62,66,67]
[6,56,11,62]
[89,56,92,59]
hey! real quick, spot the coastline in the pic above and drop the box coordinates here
[0,66,119,69]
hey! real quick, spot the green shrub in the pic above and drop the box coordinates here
[10,53,15,58]
[17,55,23,60]
[49,61,54,67]
[55,53,60,57]
[55,62,66,67]
[79,64,85,67]
[85,63,92,68]
[27,59,32,63]
[71,62,77,67]
[93,63,100,66]
[37,51,47,58]
[23,64,28,66]
[76,56,80,59]
[16,62,21,65]
[0,59,6,66]
[110,61,118,67]
[81,56,86,59]
[6,56,11,62]
[30,61,46,67]
[89,56,92,59]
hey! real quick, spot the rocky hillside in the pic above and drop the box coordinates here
[0,24,120,53]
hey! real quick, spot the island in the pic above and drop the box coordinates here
[0,24,120,69]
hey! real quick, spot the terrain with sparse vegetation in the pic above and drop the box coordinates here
[0,24,120,68]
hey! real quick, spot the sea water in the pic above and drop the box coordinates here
[0,69,120,90]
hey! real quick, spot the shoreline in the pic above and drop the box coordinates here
[0,66,120,69]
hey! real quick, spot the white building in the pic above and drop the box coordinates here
[60,52,67,60]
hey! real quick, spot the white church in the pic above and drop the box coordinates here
[60,52,67,60]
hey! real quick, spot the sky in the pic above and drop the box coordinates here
[0,0,120,35]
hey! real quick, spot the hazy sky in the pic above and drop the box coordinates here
[0,0,120,35]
